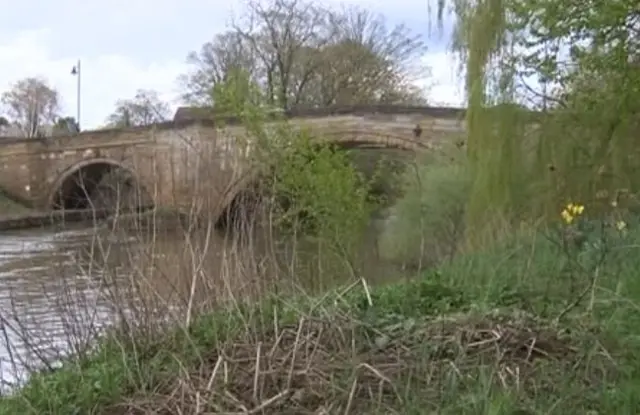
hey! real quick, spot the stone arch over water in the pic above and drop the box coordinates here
[214,129,428,229]
[47,158,153,211]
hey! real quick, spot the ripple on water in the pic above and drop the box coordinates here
[0,227,128,389]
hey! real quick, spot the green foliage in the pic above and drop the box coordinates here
[378,149,471,268]
[266,134,374,248]
[211,65,377,267]
[211,68,266,117]
[431,0,640,247]
[353,276,469,318]
[6,226,640,414]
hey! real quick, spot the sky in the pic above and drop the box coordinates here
[0,0,464,130]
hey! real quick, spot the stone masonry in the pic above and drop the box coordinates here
[0,105,467,220]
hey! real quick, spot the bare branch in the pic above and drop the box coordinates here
[105,89,170,127]
[1,78,61,138]
[179,31,259,105]
[179,0,430,109]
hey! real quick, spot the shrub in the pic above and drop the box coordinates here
[378,151,471,269]
[265,133,373,247]
[212,74,377,288]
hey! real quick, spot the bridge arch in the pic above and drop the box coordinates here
[215,129,428,226]
[47,158,153,211]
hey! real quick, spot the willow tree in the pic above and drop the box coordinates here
[436,0,640,245]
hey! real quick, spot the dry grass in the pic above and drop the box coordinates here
[0,120,356,389]
[0,122,636,414]
[0,199,631,414]
[98,307,615,414]
[0,123,275,382]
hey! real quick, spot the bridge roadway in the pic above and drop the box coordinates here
[0,105,467,222]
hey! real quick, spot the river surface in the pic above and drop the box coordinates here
[0,216,404,390]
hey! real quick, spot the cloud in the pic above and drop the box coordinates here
[0,29,187,129]
[420,51,465,107]
[0,0,464,130]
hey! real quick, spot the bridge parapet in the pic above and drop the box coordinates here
[0,105,473,218]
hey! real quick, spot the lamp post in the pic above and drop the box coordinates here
[71,60,81,131]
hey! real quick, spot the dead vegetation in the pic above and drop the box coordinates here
[101,306,615,415]
[0,100,636,415]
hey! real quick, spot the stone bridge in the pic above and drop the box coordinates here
[0,105,467,221]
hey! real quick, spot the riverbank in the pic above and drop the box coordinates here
[0,206,172,232]
[1,228,640,414]
[0,209,116,231]
[0,192,117,231]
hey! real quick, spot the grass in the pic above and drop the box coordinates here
[0,121,637,412]
[1,222,640,414]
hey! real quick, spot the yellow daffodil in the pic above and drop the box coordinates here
[561,209,574,224]
[616,220,627,231]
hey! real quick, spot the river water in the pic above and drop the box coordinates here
[0,214,402,390]
[0,149,413,390]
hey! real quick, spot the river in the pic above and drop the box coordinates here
[0,149,413,390]
[0,214,404,390]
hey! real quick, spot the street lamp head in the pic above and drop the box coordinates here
[71,66,78,75]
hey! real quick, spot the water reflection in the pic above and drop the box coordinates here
[0,213,404,390]
[0,227,103,386]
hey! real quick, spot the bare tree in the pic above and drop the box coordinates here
[302,40,428,106]
[179,31,259,105]
[179,0,428,109]
[317,7,429,105]
[1,77,61,138]
[106,89,171,127]
[233,0,335,108]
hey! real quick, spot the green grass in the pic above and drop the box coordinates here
[2,227,640,414]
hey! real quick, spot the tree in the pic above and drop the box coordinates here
[211,67,266,115]
[179,31,259,105]
[309,6,429,106]
[51,116,80,136]
[0,116,9,137]
[106,89,170,127]
[180,0,428,109]
[431,0,640,244]
[1,77,60,138]
[234,0,337,109]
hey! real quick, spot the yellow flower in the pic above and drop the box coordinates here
[616,220,626,231]
[561,209,574,224]
[567,203,584,215]
[561,202,584,224]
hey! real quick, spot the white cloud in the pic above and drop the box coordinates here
[0,25,466,131]
[420,51,465,107]
[0,29,187,129]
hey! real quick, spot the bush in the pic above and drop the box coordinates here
[265,133,373,248]
[378,152,471,269]
[212,74,378,290]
